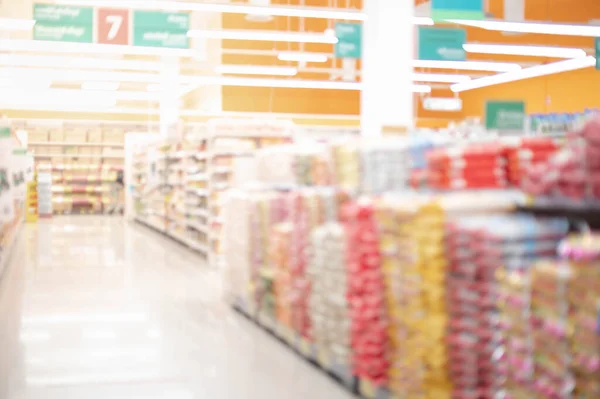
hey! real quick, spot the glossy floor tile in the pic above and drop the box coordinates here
[0,217,354,399]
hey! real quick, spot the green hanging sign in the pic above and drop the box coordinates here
[595,38,600,70]
[334,22,362,59]
[33,4,94,43]
[485,100,526,131]
[133,10,190,48]
[432,0,485,20]
[418,27,466,61]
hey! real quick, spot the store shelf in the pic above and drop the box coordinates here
[29,141,124,148]
[187,220,208,233]
[232,297,357,395]
[0,220,23,278]
[34,154,123,159]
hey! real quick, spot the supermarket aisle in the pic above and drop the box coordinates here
[0,217,353,399]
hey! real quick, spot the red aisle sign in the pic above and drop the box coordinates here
[97,8,129,45]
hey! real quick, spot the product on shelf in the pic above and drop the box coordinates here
[559,234,600,398]
[447,216,568,399]
[428,144,508,189]
[342,200,388,387]
[522,115,600,201]
[308,223,350,366]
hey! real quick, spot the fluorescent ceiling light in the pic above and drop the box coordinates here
[449,19,600,37]
[413,84,432,93]
[278,52,328,63]
[0,54,163,71]
[0,67,161,84]
[187,29,339,44]
[194,76,360,90]
[52,0,367,21]
[413,59,522,72]
[216,65,298,76]
[451,56,596,92]
[0,39,199,58]
[413,73,471,83]
[82,82,120,91]
[0,18,35,31]
[463,43,587,58]
[414,17,434,26]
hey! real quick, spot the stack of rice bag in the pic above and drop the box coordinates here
[360,140,411,194]
[427,144,507,190]
[269,223,293,329]
[530,259,573,398]
[559,234,600,398]
[342,200,389,387]
[504,138,558,186]
[289,191,313,339]
[522,116,600,200]
[308,223,351,366]
[375,195,427,398]
[446,216,568,399]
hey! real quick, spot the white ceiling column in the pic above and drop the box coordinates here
[159,57,181,138]
[187,12,222,113]
[361,0,414,135]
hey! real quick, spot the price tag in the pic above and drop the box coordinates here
[300,338,310,356]
[360,379,376,399]
[318,349,330,368]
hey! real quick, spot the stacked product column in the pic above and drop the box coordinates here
[447,216,569,399]
[342,201,389,388]
[560,235,600,398]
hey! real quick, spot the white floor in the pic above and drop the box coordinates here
[0,216,354,399]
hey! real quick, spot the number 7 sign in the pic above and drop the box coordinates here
[97,8,129,45]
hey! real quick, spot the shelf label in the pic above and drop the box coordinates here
[133,11,190,48]
[335,22,362,59]
[418,26,466,61]
[97,8,130,45]
[432,0,484,20]
[33,4,93,43]
[485,100,526,131]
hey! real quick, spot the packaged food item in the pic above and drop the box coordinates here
[342,200,389,387]
[448,216,568,399]
[308,223,351,366]
[559,234,600,398]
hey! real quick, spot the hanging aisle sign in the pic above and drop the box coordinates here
[485,100,526,131]
[431,0,484,20]
[418,27,466,61]
[595,38,600,70]
[33,4,94,43]
[133,11,190,49]
[335,22,362,59]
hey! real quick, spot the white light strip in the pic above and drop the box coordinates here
[412,84,432,93]
[0,88,160,103]
[0,39,199,57]
[413,59,522,72]
[0,18,35,31]
[463,43,588,58]
[195,76,360,90]
[0,67,161,83]
[0,54,163,71]
[451,56,596,92]
[187,29,339,44]
[413,73,471,83]
[413,17,434,26]
[52,0,367,21]
[450,19,600,37]
[216,65,298,76]
[278,52,329,63]
[81,82,120,91]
